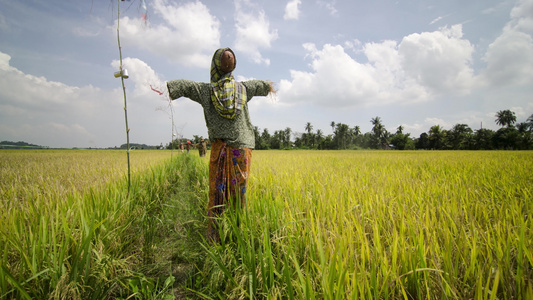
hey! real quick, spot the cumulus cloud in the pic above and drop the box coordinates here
[284,0,301,20]
[317,0,337,16]
[118,0,220,68]
[0,50,175,148]
[0,51,116,147]
[479,0,533,87]
[398,24,476,95]
[111,57,167,98]
[278,24,482,108]
[233,0,278,65]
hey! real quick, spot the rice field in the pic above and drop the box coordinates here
[0,149,191,299]
[199,150,533,299]
[0,149,532,299]
[0,149,175,203]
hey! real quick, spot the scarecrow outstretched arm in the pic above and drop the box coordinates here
[166,80,210,104]
[242,80,273,101]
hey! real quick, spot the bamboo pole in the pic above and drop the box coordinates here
[116,0,131,194]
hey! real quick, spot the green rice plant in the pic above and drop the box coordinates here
[0,150,208,299]
[193,150,533,299]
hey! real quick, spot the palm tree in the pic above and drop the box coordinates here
[305,122,313,147]
[261,128,271,149]
[305,122,313,134]
[428,125,444,149]
[526,113,533,132]
[516,122,529,133]
[371,117,388,149]
[330,121,336,133]
[316,129,324,147]
[396,125,404,134]
[495,110,517,128]
[450,123,473,150]
[353,125,361,147]
[353,126,361,136]
[284,127,292,148]
[335,123,350,149]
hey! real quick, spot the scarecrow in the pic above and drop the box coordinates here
[166,48,275,242]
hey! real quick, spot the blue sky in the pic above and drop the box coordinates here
[1,0,532,148]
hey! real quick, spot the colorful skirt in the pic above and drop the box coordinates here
[207,139,252,241]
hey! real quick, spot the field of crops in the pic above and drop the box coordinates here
[1,150,532,299]
[0,149,196,299]
[198,150,533,299]
[0,149,176,202]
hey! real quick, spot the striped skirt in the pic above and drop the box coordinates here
[207,139,252,242]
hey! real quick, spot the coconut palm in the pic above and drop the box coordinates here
[495,110,517,128]
[396,125,404,134]
[335,123,350,149]
[526,113,533,132]
[371,117,388,149]
[305,122,313,147]
[353,126,361,136]
[284,127,292,148]
[428,125,444,149]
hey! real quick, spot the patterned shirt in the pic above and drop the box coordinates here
[167,79,271,149]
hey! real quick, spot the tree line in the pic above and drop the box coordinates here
[252,109,533,150]
[0,141,47,149]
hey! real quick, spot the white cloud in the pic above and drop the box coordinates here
[317,0,337,16]
[0,50,175,148]
[398,24,476,95]
[111,57,167,98]
[233,0,278,65]
[278,24,487,109]
[429,16,443,25]
[0,52,11,69]
[479,0,533,87]
[118,0,220,68]
[284,0,301,20]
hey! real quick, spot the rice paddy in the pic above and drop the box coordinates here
[0,149,531,299]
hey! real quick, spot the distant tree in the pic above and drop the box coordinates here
[335,123,350,149]
[526,114,533,132]
[350,126,361,148]
[284,127,292,148]
[516,122,529,133]
[416,132,430,149]
[330,121,336,133]
[449,124,473,150]
[390,132,412,150]
[361,132,373,149]
[353,126,361,136]
[319,134,334,150]
[474,128,495,150]
[305,122,313,146]
[254,126,264,149]
[495,109,517,128]
[315,129,324,148]
[493,127,519,150]
[441,129,453,150]
[428,125,444,149]
[396,125,404,134]
[370,117,388,149]
[271,130,283,149]
[261,128,271,149]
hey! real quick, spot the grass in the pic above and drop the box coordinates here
[0,150,208,299]
[1,150,532,299]
[193,150,533,299]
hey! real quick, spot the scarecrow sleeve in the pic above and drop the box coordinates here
[241,80,272,102]
[166,80,209,104]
